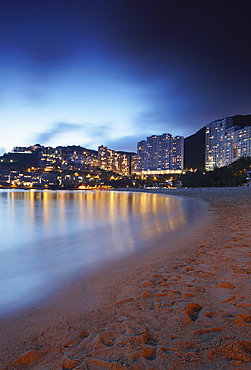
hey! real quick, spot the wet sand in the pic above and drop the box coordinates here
[1,187,251,369]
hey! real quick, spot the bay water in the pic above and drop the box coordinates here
[0,189,202,316]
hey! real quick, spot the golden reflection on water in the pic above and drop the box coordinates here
[4,190,187,247]
[0,189,196,315]
[2,190,190,266]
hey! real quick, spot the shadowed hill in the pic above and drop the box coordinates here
[184,127,206,170]
[232,114,251,128]
[0,152,39,170]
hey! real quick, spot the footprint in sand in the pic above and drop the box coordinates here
[96,331,117,347]
[185,303,203,322]
[216,281,235,289]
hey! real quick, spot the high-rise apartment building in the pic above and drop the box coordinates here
[98,145,135,175]
[172,135,184,170]
[136,133,184,173]
[205,117,234,170]
[205,117,251,170]
[137,140,146,172]
[225,126,251,164]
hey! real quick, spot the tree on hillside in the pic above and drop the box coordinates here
[180,157,251,187]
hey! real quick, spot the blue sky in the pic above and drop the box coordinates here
[1,0,251,154]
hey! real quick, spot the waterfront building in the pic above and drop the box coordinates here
[232,126,251,162]
[172,135,184,170]
[136,133,184,174]
[0,170,20,184]
[205,117,251,170]
[131,154,138,174]
[136,140,146,172]
[205,117,234,170]
[98,145,135,175]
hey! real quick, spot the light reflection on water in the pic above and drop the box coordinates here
[0,189,200,316]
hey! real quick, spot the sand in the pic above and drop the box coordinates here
[1,187,251,369]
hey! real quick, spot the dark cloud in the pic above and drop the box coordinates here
[81,0,251,137]
[2,0,251,74]
[35,122,81,144]
[1,0,251,147]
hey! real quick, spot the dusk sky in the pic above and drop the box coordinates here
[1,0,251,154]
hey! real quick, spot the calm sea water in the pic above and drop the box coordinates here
[0,189,202,316]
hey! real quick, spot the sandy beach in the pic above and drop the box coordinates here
[1,187,251,369]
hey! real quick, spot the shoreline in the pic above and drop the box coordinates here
[1,187,251,369]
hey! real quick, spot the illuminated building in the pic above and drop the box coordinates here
[172,135,184,170]
[38,147,61,168]
[235,126,251,159]
[58,146,98,170]
[131,154,138,174]
[136,140,146,172]
[0,170,20,183]
[12,147,32,154]
[205,117,234,170]
[136,133,184,173]
[98,145,136,175]
[205,117,251,170]
[247,171,251,186]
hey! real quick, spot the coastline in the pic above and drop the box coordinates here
[1,187,251,369]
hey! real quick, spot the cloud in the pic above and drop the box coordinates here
[87,125,110,138]
[78,124,119,150]
[104,135,140,153]
[35,122,82,144]
[0,147,7,156]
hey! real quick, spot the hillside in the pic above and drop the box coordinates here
[184,126,206,170]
